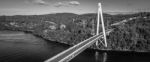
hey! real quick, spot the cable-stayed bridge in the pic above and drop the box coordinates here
[44,29,112,62]
[44,2,109,62]
[44,2,141,62]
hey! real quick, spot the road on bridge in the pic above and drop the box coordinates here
[45,29,112,62]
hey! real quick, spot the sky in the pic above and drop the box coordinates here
[0,0,150,15]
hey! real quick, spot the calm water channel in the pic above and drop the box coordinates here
[0,31,150,62]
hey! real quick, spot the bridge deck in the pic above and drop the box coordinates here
[45,29,112,62]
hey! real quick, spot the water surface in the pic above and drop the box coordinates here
[0,31,69,62]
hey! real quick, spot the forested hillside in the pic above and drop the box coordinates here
[0,12,150,52]
[107,16,150,52]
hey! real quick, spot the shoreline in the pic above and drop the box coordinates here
[21,31,150,53]
[0,30,149,53]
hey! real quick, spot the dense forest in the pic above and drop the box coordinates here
[107,16,150,52]
[0,12,150,52]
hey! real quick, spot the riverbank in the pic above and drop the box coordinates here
[0,30,149,53]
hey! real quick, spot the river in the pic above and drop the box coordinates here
[0,31,150,62]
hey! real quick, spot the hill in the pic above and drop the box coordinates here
[0,12,150,52]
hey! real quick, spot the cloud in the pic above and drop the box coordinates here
[68,1,80,6]
[29,0,48,5]
[54,2,66,7]
[54,1,80,7]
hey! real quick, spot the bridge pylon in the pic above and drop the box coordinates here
[96,2,107,47]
